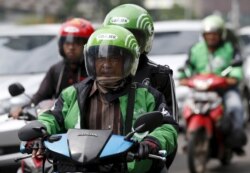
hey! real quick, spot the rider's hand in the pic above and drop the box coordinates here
[31,139,45,159]
[137,137,160,160]
[179,78,188,86]
[9,106,22,119]
[226,77,238,86]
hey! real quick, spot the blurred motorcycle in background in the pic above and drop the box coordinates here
[179,60,242,173]
[0,83,54,173]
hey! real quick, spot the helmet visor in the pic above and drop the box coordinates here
[85,45,134,78]
[60,36,88,45]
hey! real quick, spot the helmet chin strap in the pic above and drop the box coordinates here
[55,63,65,97]
[64,55,84,66]
[56,60,82,96]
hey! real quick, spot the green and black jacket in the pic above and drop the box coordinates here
[38,77,178,172]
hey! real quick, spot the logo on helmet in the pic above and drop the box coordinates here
[64,26,80,33]
[97,34,118,40]
[147,25,153,35]
[110,17,130,24]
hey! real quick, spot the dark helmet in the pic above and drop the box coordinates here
[103,4,154,54]
[58,18,94,59]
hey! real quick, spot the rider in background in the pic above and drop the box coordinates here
[178,14,247,155]
[10,18,94,118]
[34,25,178,173]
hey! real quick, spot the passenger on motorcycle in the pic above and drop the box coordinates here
[32,25,178,173]
[103,4,178,121]
[10,18,94,118]
[179,14,247,155]
[103,4,179,169]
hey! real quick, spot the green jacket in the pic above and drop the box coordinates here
[38,77,178,172]
[178,41,243,80]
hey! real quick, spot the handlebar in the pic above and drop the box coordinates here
[127,150,167,162]
[148,154,166,161]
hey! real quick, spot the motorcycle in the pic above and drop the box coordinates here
[0,83,54,173]
[17,111,169,173]
[180,60,242,173]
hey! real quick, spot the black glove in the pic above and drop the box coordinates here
[25,139,45,158]
[137,137,160,160]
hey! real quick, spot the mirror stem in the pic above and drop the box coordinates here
[124,124,145,141]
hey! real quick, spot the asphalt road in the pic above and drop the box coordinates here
[169,124,250,173]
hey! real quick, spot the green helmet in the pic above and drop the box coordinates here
[202,15,226,38]
[84,25,140,78]
[103,4,154,54]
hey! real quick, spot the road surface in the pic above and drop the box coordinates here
[169,124,250,173]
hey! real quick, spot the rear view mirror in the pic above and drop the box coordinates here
[133,111,163,133]
[18,121,47,141]
[8,83,25,97]
[177,67,185,73]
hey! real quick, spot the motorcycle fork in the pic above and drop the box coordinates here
[214,129,225,159]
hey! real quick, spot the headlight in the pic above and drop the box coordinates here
[193,78,213,90]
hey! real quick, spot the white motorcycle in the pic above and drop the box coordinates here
[0,83,54,172]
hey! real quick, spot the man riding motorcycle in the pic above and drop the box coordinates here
[30,25,178,173]
[10,18,94,118]
[179,14,247,155]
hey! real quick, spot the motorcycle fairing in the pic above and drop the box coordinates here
[187,115,213,137]
[67,129,112,164]
[44,129,112,164]
[100,134,133,158]
[188,74,228,91]
[210,105,223,122]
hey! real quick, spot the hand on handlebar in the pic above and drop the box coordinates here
[179,78,189,86]
[136,138,160,160]
[26,139,45,159]
[9,106,23,119]
[226,77,238,86]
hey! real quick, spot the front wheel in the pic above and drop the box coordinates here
[242,90,250,126]
[187,129,209,173]
[220,147,233,165]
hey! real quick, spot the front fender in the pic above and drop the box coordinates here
[187,115,213,137]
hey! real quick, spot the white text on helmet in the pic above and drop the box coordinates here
[110,17,130,24]
[96,34,118,40]
[64,26,80,33]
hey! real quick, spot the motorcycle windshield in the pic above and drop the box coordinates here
[100,134,133,158]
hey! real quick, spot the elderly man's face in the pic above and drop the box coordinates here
[95,56,123,77]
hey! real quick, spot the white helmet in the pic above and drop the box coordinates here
[202,15,226,39]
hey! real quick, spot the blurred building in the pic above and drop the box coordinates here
[144,0,250,27]
[144,0,175,9]
[179,0,250,27]
[1,0,250,27]
[0,0,63,23]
